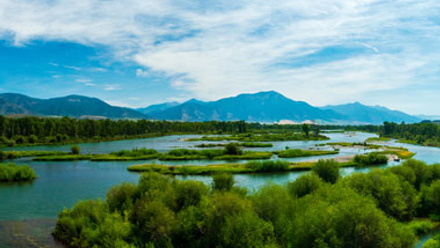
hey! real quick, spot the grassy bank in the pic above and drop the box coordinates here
[365,137,391,143]
[275,149,338,158]
[127,159,357,175]
[187,133,329,142]
[0,151,68,160]
[195,142,273,148]
[0,163,37,182]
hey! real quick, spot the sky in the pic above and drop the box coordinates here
[0,0,440,115]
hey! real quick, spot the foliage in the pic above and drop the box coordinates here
[353,152,388,166]
[288,173,324,198]
[342,169,420,221]
[224,143,243,155]
[54,168,433,248]
[276,149,338,158]
[71,145,80,155]
[312,159,340,184]
[245,160,290,172]
[0,163,37,182]
[212,173,234,191]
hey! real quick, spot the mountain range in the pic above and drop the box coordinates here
[0,93,147,119]
[139,91,420,124]
[0,92,421,124]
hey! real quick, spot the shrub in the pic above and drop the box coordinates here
[13,135,26,144]
[343,169,420,221]
[224,143,242,155]
[106,182,137,214]
[246,160,290,172]
[212,173,234,191]
[0,163,37,182]
[28,135,39,144]
[8,139,16,147]
[312,159,340,184]
[288,173,323,198]
[353,152,388,166]
[71,145,80,155]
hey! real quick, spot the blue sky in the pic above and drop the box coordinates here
[0,0,440,114]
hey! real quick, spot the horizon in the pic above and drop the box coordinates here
[1,1,440,115]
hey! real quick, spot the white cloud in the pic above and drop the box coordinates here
[75,78,92,83]
[104,84,119,91]
[1,0,440,107]
[135,68,148,77]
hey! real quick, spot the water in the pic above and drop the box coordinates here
[1,131,440,247]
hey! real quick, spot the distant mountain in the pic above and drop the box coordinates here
[417,114,440,121]
[137,102,179,115]
[0,93,148,119]
[321,102,420,124]
[147,91,344,122]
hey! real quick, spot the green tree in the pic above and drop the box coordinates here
[312,159,340,184]
[212,173,235,191]
[71,145,80,155]
[302,124,310,138]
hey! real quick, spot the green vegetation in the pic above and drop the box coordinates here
[128,160,291,175]
[56,161,440,248]
[312,159,340,184]
[382,122,440,147]
[127,159,356,175]
[187,132,329,142]
[0,150,68,160]
[365,137,391,143]
[353,152,388,166]
[407,219,437,236]
[275,149,338,158]
[326,142,382,149]
[195,142,273,148]
[0,163,37,182]
[71,145,80,155]
[378,149,415,159]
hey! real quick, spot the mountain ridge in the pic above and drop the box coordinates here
[0,93,148,119]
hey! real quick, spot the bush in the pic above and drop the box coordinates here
[0,163,37,182]
[8,139,16,147]
[28,135,38,144]
[246,160,290,172]
[353,152,388,166]
[13,135,26,144]
[224,143,243,155]
[312,159,340,184]
[212,173,234,191]
[288,173,323,198]
[343,169,420,221]
[106,182,137,214]
[71,145,80,155]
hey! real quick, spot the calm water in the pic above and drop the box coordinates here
[1,132,440,247]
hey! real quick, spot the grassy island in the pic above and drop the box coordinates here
[195,142,273,148]
[275,149,338,158]
[127,159,356,175]
[187,133,329,142]
[0,163,37,182]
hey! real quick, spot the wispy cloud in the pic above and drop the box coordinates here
[75,78,92,83]
[1,0,440,107]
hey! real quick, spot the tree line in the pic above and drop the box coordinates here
[382,122,440,146]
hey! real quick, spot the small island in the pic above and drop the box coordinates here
[0,163,37,182]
